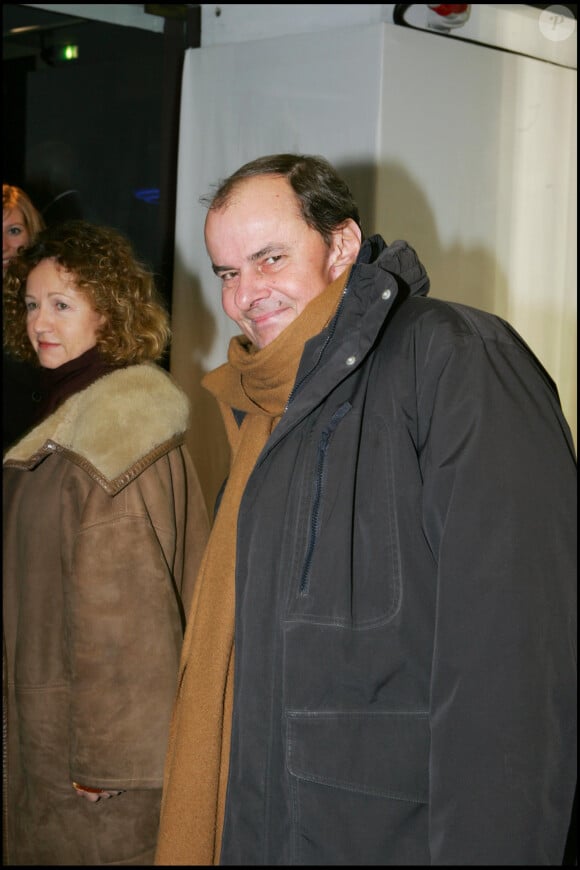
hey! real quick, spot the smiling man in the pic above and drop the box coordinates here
[156,153,577,867]
[205,173,360,348]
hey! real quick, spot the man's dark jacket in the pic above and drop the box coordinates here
[220,236,577,865]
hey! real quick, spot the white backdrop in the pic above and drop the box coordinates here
[170,21,577,513]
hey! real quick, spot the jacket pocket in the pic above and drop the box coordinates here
[286,710,429,865]
[287,407,402,628]
[298,402,352,596]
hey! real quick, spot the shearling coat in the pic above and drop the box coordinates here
[215,237,577,865]
[3,363,209,866]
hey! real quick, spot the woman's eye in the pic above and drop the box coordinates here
[56,302,69,311]
[25,301,37,312]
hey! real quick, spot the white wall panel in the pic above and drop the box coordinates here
[374,27,577,434]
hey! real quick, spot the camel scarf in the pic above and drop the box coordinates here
[155,267,350,865]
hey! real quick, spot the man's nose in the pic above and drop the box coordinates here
[234,267,269,310]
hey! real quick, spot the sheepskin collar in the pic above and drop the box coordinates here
[3,364,190,494]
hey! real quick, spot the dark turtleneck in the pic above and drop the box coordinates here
[32,345,123,427]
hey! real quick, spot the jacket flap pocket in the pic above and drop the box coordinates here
[286,710,429,803]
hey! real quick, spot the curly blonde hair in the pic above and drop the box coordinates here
[3,183,46,241]
[3,220,171,365]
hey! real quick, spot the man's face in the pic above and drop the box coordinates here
[205,175,352,349]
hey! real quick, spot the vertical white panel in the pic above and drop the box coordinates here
[374,25,576,445]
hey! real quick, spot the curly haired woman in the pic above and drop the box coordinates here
[3,219,209,865]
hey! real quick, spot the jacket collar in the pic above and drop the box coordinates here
[3,364,189,492]
[259,235,430,460]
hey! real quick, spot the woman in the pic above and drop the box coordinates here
[2,183,45,269]
[3,183,46,450]
[3,220,209,865]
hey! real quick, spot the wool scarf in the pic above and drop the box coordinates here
[155,267,351,865]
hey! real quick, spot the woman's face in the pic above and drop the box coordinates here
[3,206,30,272]
[25,258,106,369]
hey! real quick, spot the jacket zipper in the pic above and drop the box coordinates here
[299,401,352,595]
[285,286,349,413]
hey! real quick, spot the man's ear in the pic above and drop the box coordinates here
[328,219,362,280]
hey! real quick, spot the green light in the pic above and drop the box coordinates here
[62,44,79,61]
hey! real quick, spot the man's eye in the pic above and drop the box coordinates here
[264,255,282,266]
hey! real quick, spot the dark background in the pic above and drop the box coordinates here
[3,3,201,317]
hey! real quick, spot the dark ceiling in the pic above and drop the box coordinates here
[2,4,194,66]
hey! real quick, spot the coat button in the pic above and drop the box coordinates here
[382,289,392,300]
[345,355,356,366]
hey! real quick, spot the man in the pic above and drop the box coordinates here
[156,154,576,865]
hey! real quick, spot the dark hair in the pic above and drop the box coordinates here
[201,154,362,245]
[3,219,170,364]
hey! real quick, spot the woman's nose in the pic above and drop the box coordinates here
[30,305,52,332]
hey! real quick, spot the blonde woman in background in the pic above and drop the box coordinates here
[3,183,46,450]
[3,183,45,269]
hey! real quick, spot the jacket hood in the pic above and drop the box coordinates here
[267,235,430,451]
[359,235,430,298]
[3,363,190,492]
